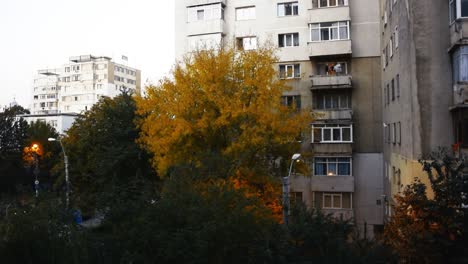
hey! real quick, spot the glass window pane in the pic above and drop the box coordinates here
[342,127,351,141]
[315,163,326,175]
[462,0,468,17]
[320,0,328,7]
[293,33,299,46]
[325,95,332,109]
[330,0,337,6]
[278,4,285,16]
[333,128,341,141]
[278,35,284,47]
[331,27,339,40]
[339,26,348,39]
[313,128,322,142]
[285,4,292,15]
[338,163,350,175]
[286,34,292,46]
[293,4,299,15]
[324,195,332,208]
[321,28,330,41]
[311,29,320,41]
[331,95,339,108]
[338,0,345,5]
[333,195,341,208]
[294,64,300,77]
[328,163,337,175]
[323,129,331,141]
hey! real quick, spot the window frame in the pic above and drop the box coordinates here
[316,0,349,8]
[314,157,352,177]
[277,2,299,16]
[279,63,301,79]
[312,91,352,110]
[278,33,300,47]
[323,193,343,209]
[237,36,257,51]
[235,6,256,21]
[312,124,353,143]
[282,95,301,110]
[309,21,350,42]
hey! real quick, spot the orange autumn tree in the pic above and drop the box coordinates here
[136,45,312,217]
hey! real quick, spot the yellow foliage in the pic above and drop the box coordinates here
[137,45,312,180]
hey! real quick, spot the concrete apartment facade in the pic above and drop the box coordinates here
[176,0,384,237]
[24,55,141,133]
[380,0,468,218]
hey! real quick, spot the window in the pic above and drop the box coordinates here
[72,75,80,81]
[455,118,468,147]
[278,2,299,16]
[312,124,353,143]
[450,0,456,22]
[394,26,399,49]
[316,62,348,75]
[323,193,342,209]
[389,36,394,58]
[310,21,349,42]
[313,91,351,110]
[279,64,300,79]
[290,192,303,207]
[397,122,401,144]
[386,83,390,105]
[312,0,348,8]
[396,74,400,98]
[463,0,468,17]
[237,36,257,50]
[282,95,301,110]
[314,157,351,176]
[452,45,468,83]
[188,33,223,51]
[391,79,395,101]
[278,33,299,47]
[187,4,223,22]
[236,6,256,21]
[65,67,70,72]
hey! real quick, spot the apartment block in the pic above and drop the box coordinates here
[25,55,141,133]
[380,0,468,217]
[175,0,384,237]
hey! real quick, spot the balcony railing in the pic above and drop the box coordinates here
[314,109,353,120]
[311,75,352,89]
[311,175,354,192]
[308,5,351,24]
[308,40,352,57]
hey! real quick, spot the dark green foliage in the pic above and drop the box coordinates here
[0,105,30,193]
[62,90,156,215]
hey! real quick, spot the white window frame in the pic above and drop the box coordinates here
[187,4,223,22]
[323,193,343,209]
[309,21,350,42]
[279,64,301,79]
[312,124,353,143]
[277,2,299,16]
[237,36,257,50]
[235,6,256,21]
[279,33,299,47]
[317,0,349,8]
[314,157,352,176]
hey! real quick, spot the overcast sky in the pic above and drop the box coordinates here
[0,0,175,108]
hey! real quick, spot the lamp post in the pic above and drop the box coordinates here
[283,153,301,225]
[48,137,70,209]
[31,143,40,198]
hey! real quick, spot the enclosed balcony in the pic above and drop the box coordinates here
[185,0,225,7]
[187,19,225,36]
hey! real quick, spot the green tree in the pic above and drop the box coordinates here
[63,89,156,215]
[384,149,468,263]
[0,105,30,193]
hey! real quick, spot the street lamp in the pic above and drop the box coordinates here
[48,137,70,209]
[283,153,301,225]
[29,143,41,198]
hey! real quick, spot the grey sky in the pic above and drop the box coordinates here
[0,0,175,108]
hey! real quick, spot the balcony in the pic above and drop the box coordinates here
[308,40,352,57]
[185,0,225,7]
[311,75,352,89]
[314,109,353,120]
[308,5,351,24]
[321,209,354,221]
[186,19,225,36]
[310,176,354,192]
[312,143,353,154]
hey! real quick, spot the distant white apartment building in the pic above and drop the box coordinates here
[175,0,384,237]
[25,55,141,133]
